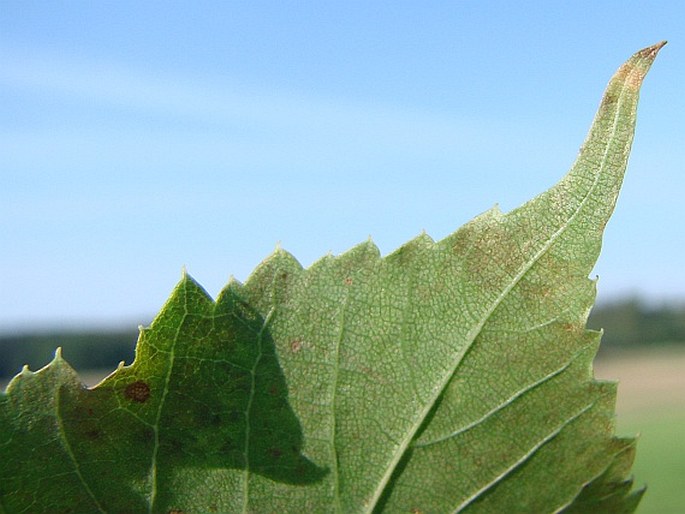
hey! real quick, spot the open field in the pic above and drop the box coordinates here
[594,347,685,415]
[595,347,685,513]
[619,410,685,514]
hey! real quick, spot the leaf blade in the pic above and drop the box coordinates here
[0,42,664,513]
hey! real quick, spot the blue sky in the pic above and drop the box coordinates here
[1,2,683,331]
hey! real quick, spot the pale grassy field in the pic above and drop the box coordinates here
[594,347,685,416]
[594,347,685,514]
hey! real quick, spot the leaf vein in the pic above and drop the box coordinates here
[241,306,275,513]
[453,403,594,512]
[412,359,573,448]
[148,291,188,512]
[330,284,351,513]
[55,383,107,513]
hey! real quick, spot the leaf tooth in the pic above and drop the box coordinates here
[6,364,35,389]
[389,231,435,258]
[180,270,214,300]
[304,239,380,275]
[553,438,641,513]
[256,244,304,275]
[147,270,216,331]
[272,244,304,267]
[48,347,78,376]
[339,238,381,262]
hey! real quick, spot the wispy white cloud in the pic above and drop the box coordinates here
[0,48,549,157]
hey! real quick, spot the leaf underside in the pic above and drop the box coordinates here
[0,43,664,513]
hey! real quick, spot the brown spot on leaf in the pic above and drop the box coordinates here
[290,339,303,353]
[344,277,353,285]
[410,508,424,514]
[124,380,151,403]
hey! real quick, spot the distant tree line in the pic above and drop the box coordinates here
[588,297,685,354]
[0,329,137,381]
[1,298,684,381]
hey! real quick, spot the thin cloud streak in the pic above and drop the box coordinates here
[1,49,555,163]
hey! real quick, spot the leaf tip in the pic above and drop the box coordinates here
[634,40,667,62]
[651,40,667,52]
[618,41,666,91]
[639,40,667,68]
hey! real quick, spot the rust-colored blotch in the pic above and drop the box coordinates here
[124,380,151,403]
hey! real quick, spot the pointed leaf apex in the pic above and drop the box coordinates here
[650,40,667,52]
[618,41,665,91]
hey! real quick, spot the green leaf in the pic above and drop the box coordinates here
[0,42,664,513]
